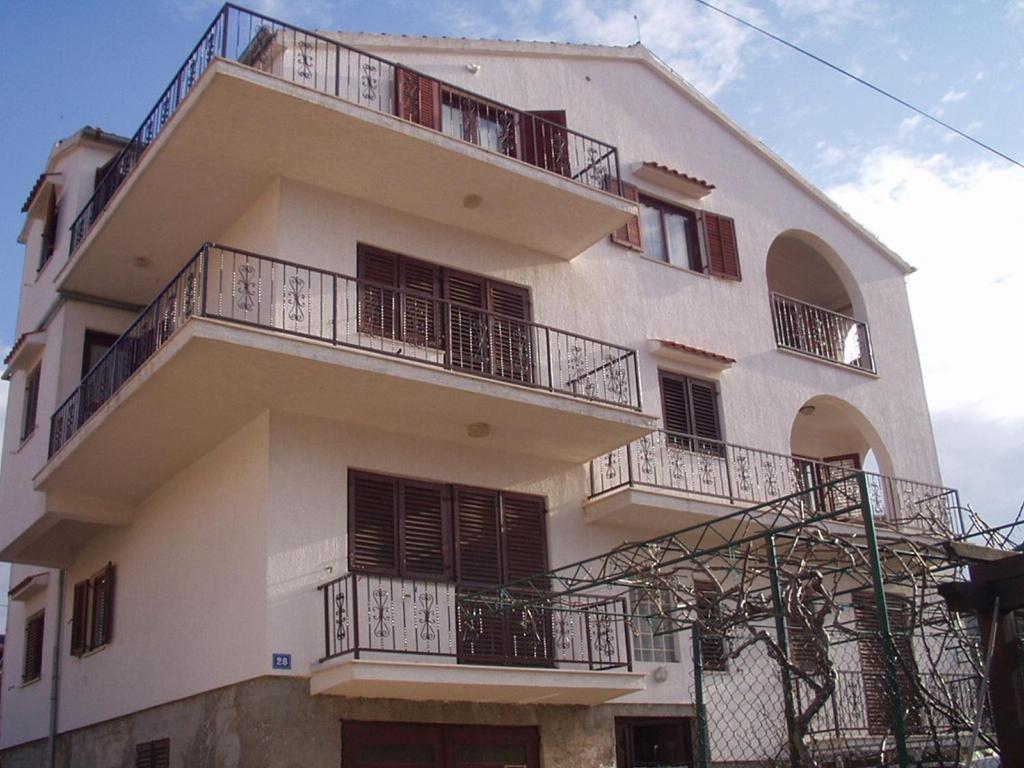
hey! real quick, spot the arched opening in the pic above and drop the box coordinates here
[767,231,874,371]
[789,394,891,473]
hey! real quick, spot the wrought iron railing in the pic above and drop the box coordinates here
[318,572,632,670]
[771,293,875,373]
[589,428,960,533]
[49,243,641,457]
[68,3,622,256]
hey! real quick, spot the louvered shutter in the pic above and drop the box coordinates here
[399,480,449,579]
[610,181,643,250]
[396,67,441,130]
[659,371,693,438]
[357,248,399,338]
[820,453,862,513]
[522,110,570,176]
[91,563,116,647]
[487,282,533,384]
[695,583,728,671]
[500,493,548,587]
[701,212,741,280]
[349,472,399,574]
[445,272,489,374]
[454,487,502,586]
[689,379,722,445]
[70,580,90,656]
[136,739,170,768]
[399,257,441,347]
[23,611,44,682]
[40,188,59,265]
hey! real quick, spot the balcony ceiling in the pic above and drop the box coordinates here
[35,318,654,513]
[59,61,635,306]
[311,658,646,706]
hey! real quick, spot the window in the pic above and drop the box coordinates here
[82,330,120,378]
[632,590,678,663]
[23,610,44,683]
[610,185,742,280]
[658,370,722,452]
[21,365,41,442]
[615,717,694,768]
[342,722,540,768]
[639,195,702,272]
[39,187,60,271]
[695,581,728,672]
[70,563,116,656]
[136,738,170,768]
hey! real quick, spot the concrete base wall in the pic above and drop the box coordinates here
[1,676,693,768]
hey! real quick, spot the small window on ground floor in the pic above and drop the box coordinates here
[616,717,694,768]
[631,589,679,663]
[22,610,44,684]
[343,722,540,768]
[135,737,170,768]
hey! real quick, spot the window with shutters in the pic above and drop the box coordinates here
[20,365,41,442]
[396,67,441,130]
[136,738,170,768]
[39,187,60,271]
[609,186,742,280]
[658,370,724,455]
[22,610,44,683]
[695,581,729,672]
[82,330,120,378]
[356,246,534,383]
[70,563,116,657]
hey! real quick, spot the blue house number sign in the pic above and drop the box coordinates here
[272,653,292,670]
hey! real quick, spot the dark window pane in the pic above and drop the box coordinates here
[664,210,700,271]
[454,743,528,765]
[354,743,439,765]
[632,722,690,767]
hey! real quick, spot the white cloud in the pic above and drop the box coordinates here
[828,150,1024,516]
[1008,0,1024,26]
[939,88,968,104]
[897,114,922,135]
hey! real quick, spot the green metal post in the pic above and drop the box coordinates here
[858,472,911,768]
[767,535,802,768]
[691,624,712,768]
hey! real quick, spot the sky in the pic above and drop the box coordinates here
[0,1,1021,620]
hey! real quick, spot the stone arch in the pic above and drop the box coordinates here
[789,394,893,477]
[766,229,866,320]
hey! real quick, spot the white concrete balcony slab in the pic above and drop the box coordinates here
[62,6,633,306]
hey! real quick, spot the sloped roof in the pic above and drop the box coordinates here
[323,32,913,275]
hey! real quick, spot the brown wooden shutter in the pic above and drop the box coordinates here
[40,188,59,265]
[357,247,399,338]
[21,365,41,441]
[399,257,441,347]
[522,110,570,176]
[500,493,548,588]
[454,487,502,586]
[694,582,727,671]
[487,282,533,384]
[70,580,90,656]
[136,739,170,768]
[91,563,116,648]
[348,472,399,574]
[399,480,449,579]
[701,212,741,280]
[23,611,44,682]
[689,379,722,443]
[445,271,488,374]
[659,371,693,437]
[396,67,441,130]
[610,181,643,250]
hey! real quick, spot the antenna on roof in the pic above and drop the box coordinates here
[634,14,642,44]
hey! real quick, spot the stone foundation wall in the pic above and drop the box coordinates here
[1,676,693,768]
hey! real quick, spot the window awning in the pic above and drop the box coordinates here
[635,162,715,199]
[9,572,49,602]
[648,338,735,372]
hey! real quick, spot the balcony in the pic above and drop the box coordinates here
[587,429,959,534]
[62,5,633,305]
[311,573,644,705]
[771,293,875,373]
[28,243,651,539]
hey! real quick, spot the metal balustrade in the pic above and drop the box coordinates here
[69,3,622,256]
[48,243,641,458]
[590,428,960,533]
[771,293,875,373]
[318,572,632,670]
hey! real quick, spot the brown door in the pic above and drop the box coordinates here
[343,723,539,768]
[819,453,862,513]
[521,110,570,177]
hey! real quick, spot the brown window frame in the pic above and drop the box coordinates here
[39,187,60,272]
[81,329,120,379]
[70,562,116,657]
[135,738,170,768]
[21,364,41,442]
[22,610,44,684]
[695,580,729,672]
[638,194,704,272]
[342,721,540,768]
[658,369,724,455]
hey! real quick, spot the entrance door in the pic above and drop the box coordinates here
[342,722,539,768]
[615,718,694,768]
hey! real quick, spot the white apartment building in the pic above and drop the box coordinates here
[0,7,958,767]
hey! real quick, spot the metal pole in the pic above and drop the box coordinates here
[767,535,802,768]
[692,624,712,768]
[46,569,65,768]
[965,595,1000,766]
[858,472,910,768]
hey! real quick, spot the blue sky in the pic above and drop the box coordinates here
[0,0,1021,616]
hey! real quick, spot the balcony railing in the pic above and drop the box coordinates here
[69,3,622,256]
[771,293,875,373]
[590,429,960,533]
[48,243,641,457]
[318,572,632,670]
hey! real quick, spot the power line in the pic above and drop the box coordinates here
[687,0,1024,170]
